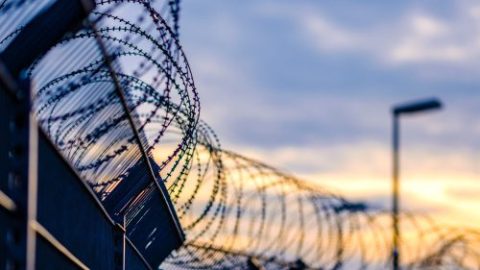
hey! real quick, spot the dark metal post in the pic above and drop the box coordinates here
[114,216,126,270]
[392,114,400,270]
[390,97,442,270]
[1,75,37,270]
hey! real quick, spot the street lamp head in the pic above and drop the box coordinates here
[393,98,442,115]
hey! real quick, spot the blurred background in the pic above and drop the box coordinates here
[180,0,480,227]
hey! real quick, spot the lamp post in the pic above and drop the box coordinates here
[391,98,442,270]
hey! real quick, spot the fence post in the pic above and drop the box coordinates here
[114,216,126,270]
[3,75,37,270]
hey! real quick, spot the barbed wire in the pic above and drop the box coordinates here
[1,1,480,269]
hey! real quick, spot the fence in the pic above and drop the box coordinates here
[0,0,184,269]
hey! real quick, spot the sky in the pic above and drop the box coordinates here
[179,0,480,227]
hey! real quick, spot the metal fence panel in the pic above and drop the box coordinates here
[37,131,117,270]
[35,236,81,270]
[125,240,150,270]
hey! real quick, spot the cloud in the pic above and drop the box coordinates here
[447,186,480,201]
[255,3,360,53]
[179,1,480,229]
[388,14,472,64]
[301,11,356,51]
[181,0,480,154]
[260,1,480,69]
[238,142,388,177]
